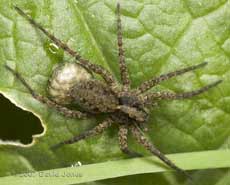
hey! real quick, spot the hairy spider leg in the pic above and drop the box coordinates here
[5,65,86,118]
[14,6,118,91]
[118,125,143,157]
[130,125,192,180]
[137,62,208,94]
[51,118,113,150]
[143,80,222,104]
[117,2,130,88]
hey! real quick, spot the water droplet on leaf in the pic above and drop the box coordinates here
[49,43,59,54]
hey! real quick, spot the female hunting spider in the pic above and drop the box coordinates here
[5,2,222,179]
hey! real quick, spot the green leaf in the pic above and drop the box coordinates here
[0,0,230,185]
[0,150,230,185]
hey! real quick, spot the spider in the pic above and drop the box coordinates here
[5,2,222,179]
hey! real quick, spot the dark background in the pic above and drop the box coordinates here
[0,94,43,144]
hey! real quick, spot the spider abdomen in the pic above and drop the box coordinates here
[47,62,92,105]
[71,79,119,113]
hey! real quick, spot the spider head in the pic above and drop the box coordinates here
[117,93,149,123]
[119,95,140,107]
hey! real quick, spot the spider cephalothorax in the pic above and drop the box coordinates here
[5,3,222,179]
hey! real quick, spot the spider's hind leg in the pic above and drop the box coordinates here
[51,118,113,150]
[5,65,86,119]
[14,6,118,91]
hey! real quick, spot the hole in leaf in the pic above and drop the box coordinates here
[0,94,44,144]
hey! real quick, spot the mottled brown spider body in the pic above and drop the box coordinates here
[48,61,148,123]
[5,3,222,180]
[71,79,119,113]
[73,79,148,123]
[56,74,148,123]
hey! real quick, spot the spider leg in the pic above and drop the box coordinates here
[118,125,143,157]
[130,125,192,180]
[51,118,113,150]
[143,80,222,103]
[117,2,130,88]
[5,65,86,118]
[117,105,147,123]
[14,6,118,90]
[137,62,208,94]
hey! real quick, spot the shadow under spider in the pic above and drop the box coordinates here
[5,2,222,181]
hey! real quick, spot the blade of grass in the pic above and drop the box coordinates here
[0,150,230,185]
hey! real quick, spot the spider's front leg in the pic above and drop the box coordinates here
[130,125,192,179]
[118,125,143,158]
[136,62,208,94]
[142,80,222,104]
[5,65,86,119]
